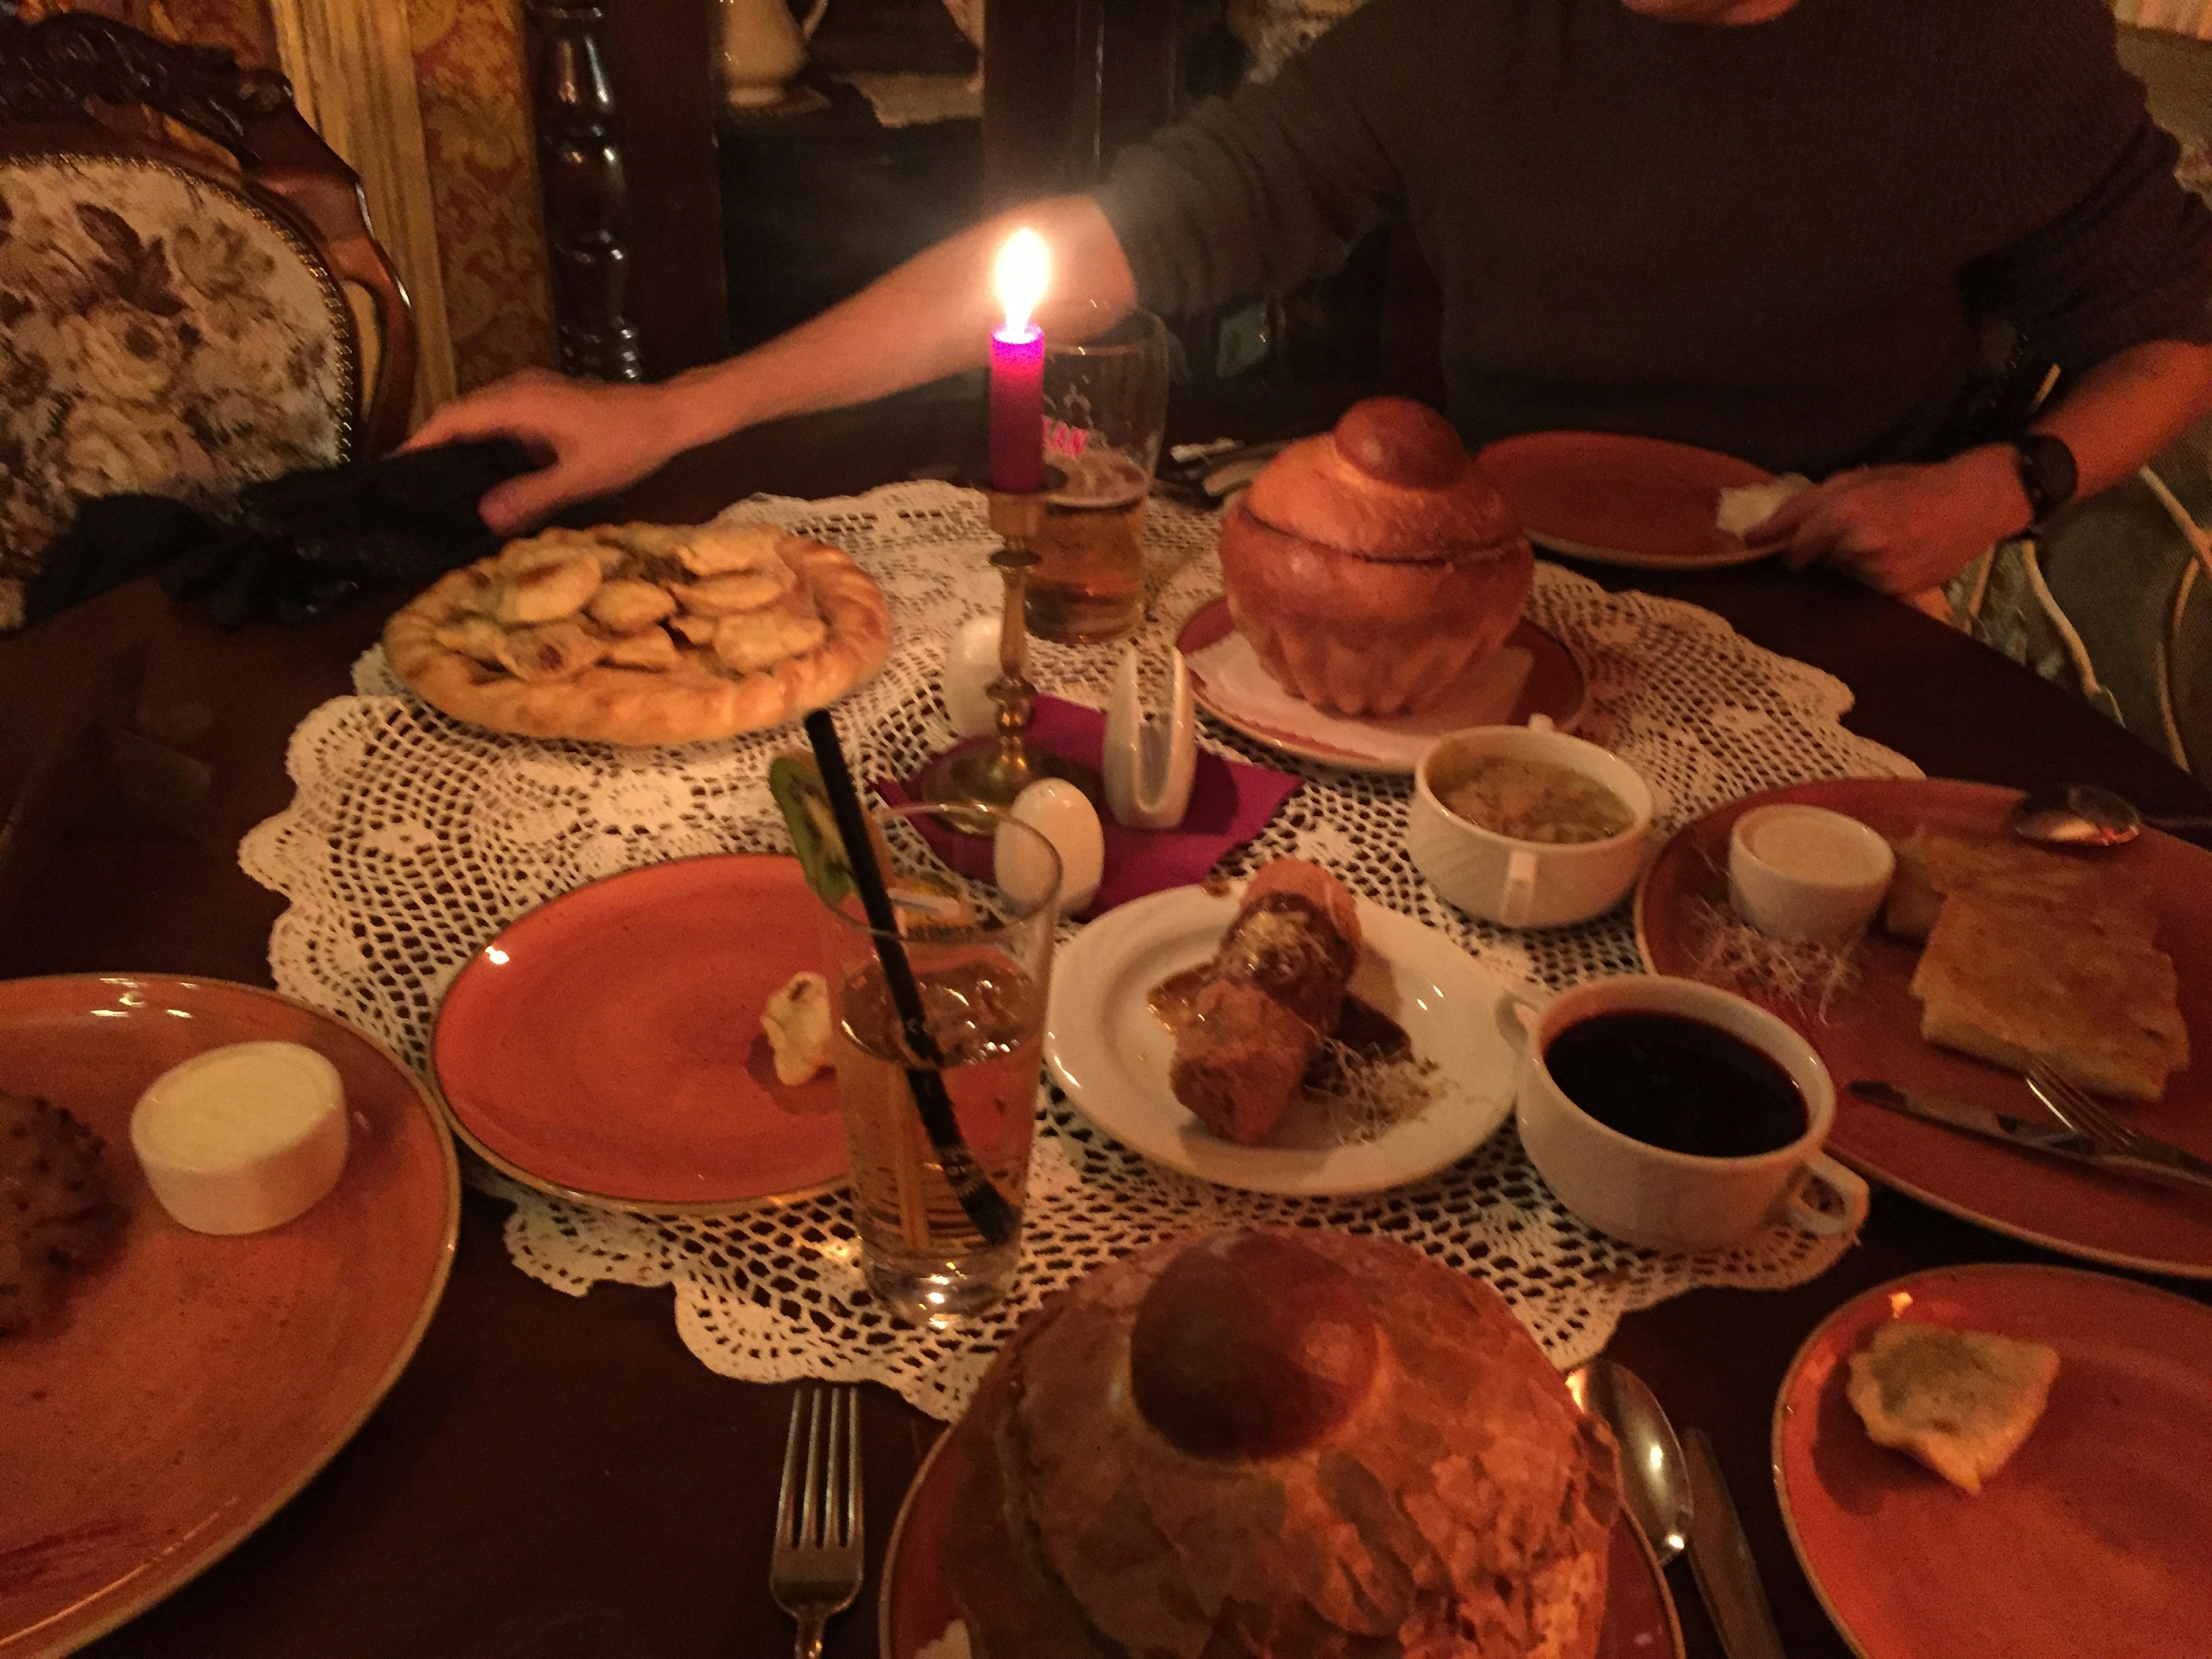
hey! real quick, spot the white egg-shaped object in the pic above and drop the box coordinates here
[1001,778,1104,914]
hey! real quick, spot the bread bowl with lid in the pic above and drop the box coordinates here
[1217,397,1535,717]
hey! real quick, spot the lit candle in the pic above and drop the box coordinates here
[988,228,1050,494]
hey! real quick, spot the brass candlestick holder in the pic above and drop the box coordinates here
[922,487,1083,812]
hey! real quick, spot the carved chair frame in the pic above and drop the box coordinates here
[0,8,418,458]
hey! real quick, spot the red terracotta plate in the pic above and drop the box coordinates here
[1774,1263,2212,1659]
[1636,777,2212,1277]
[1476,431,1775,569]
[880,1427,1684,1659]
[0,974,458,1658]
[1176,598,1589,776]
[431,854,846,1213]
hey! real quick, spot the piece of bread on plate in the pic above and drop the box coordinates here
[1846,1320,2060,1494]
[1881,827,2149,942]
[1908,895,2188,1101]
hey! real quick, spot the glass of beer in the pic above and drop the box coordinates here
[811,804,1060,1325]
[1028,305,1171,644]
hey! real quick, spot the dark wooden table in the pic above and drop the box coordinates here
[7,397,2209,1659]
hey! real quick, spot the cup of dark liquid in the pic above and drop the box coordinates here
[1515,976,1868,1251]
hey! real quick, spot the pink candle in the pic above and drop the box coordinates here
[987,229,1051,494]
[988,324,1044,494]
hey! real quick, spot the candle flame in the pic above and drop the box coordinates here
[994,228,1050,336]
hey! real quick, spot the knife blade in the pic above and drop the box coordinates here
[1849,1080,2212,1197]
[1683,1428,1789,1659]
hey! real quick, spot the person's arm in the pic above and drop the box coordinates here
[407,195,1135,534]
[1747,59,2212,598]
[1745,336,2212,595]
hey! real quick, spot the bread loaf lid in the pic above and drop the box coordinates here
[1245,397,1523,564]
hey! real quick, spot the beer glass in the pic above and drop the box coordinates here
[812,804,1060,1324]
[1028,305,1171,643]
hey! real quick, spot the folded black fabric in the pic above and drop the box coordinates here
[25,438,538,630]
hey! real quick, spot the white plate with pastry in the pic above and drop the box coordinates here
[1044,862,1522,1194]
[1774,1263,2212,1659]
[384,519,891,745]
[1637,776,2212,1277]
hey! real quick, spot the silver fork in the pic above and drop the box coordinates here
[771,1385,864,1659]
[2027,1061,2212,1194]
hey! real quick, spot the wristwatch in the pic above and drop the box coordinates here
[2007,433,2078,526]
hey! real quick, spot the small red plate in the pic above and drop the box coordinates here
[431,854,846,1212]
[1477,431,1775,569]
[1775,1264,2212,1659]
[1637,777,2212,1277]
[0,974,457,1657]
[880,1427,1684,1659]
[1175,599,1589,775]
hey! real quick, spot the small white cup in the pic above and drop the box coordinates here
[1726,804,1895,945]
[1408,719,1653,929]
[1513,975,1869,1252]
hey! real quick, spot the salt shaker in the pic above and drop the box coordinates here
[1103,643,1196,830]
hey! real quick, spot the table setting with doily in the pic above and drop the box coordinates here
[11,393,2211,1659]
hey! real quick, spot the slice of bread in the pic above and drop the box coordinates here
[1845,1320,2060,1494]
[1882,828,2152,943]
[1910,895,2188,1101]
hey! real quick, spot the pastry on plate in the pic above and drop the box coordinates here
[944,1228,1619,1659]
[760,972,833,1086]
[1164,859,1362,1144]
[1846,1320,2060,1494]
[1,1091,125,1335]
[1883,826,2187,1100]
[384,521,891,745]
[1216,397,1533,717]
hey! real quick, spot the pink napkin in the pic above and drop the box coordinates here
[877,697,1301,918]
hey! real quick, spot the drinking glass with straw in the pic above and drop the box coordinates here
[801,711,1060,1325]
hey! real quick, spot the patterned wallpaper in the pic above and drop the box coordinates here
[22,0,556,395]
[406,0,554,391]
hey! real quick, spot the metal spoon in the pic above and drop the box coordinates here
[2007,783,2212,848]
[1567,1358,1691,1563]
[1570,1359,1786,1659]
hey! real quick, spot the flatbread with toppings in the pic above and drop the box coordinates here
[384,521,892,745]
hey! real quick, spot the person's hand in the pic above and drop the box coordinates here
[404,369,687,536]
[1743,448,2033,596]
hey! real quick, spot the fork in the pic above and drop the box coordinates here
[771,1385,864,1659]
[2027,1061,2212,1194]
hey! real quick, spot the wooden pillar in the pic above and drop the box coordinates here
[524,0,645,382]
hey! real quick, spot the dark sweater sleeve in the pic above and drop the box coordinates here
[1088,6,1405,316]
[1965,114,2212,375]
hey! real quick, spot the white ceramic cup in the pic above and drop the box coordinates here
[1408,718,1654,929]
[1726,804,1896,945]
[1513,975,1869,1252]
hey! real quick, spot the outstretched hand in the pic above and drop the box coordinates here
[404,369,684,537]
[1743,448,2034,596]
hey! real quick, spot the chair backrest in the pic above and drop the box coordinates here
[0,9,414,616]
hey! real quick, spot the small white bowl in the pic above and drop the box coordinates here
[1726,804,1895,945]
[1408,719,1653,928]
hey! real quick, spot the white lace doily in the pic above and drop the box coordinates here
[241,480,1919,1421]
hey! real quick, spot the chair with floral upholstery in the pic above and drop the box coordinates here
[0,8,415,628]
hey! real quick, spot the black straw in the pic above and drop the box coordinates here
[802,710,1018,1247]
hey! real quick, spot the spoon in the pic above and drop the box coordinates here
[1570,1359,1787,1659]
[2008,783,2212,848]
[1567,1358,1691,1562]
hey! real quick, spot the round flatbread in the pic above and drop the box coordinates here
[384,522,892,745]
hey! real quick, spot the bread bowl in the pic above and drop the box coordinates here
[942,1228,1619,1658]
[1218,398,1534,717]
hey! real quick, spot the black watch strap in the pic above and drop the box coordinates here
[2009,433,2078,526]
